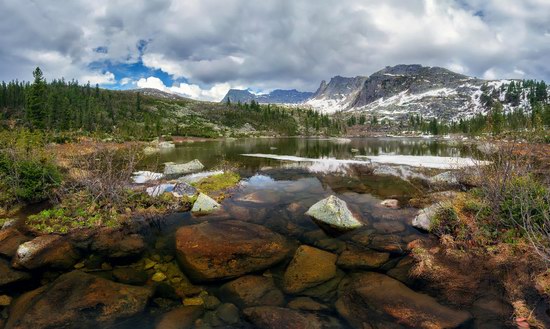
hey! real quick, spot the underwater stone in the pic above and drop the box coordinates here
[305,195,363,230]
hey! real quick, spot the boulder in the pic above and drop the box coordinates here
[283,245,337,294]
[175,221,291,282]
[146,183,174,197]
[5,271,153,329]
[0,259,31,289]
[412,203,443,231]
[237,191,281,204]
[155,306,204,329]
[112,267,148,285]
[164,159,204,176]
[172,182,197,198]
[191,193,221,214]
[216,303,240,325]
[337,248,390,269]
[158,141,176,149]
[90,232,145,259]
[220,275,284,308]
[12,235,79,270]
[386,256,416,286]
[336,272,472,329]
[372,221,406,234]
[243,306,322,329]
[287,297,328,311]
[0,229,30,258]
[305,195,363,230]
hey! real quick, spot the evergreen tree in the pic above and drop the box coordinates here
[491,101,504,136]
[26,67,47,129]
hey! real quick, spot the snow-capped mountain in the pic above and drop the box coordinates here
[221,89,313,104]
[221,64,548,121]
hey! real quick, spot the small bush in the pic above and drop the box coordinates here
[430,203,462,236]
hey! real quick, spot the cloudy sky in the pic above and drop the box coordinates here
[1,0,549,101]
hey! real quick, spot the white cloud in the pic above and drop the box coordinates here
[136,76,236,102]
[81,71,116,85]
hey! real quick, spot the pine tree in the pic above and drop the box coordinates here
[26,67,47,129]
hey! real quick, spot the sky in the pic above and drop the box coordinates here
[1,0,549,101]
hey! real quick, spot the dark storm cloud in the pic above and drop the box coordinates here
[0,0,549,100]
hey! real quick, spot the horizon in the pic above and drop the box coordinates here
[1,1,549,101]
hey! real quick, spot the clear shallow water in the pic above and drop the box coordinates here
[119,138,513,328]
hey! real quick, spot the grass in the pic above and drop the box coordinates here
[191,172,241,195]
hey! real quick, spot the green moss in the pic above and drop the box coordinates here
[191,172,240,195]
[27,189,192,234]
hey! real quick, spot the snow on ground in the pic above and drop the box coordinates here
[355,155,490,169]
[241,153,490,170]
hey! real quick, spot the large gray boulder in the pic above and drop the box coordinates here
[305,195,363,230]
[191,193,221,214]
[164,159,204,176]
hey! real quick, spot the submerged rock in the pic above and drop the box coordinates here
[90,231,145,259]
[287,297,328,311]
[412,203,443,231]
[380,199,399,209]
[0,228,30,258]
[336,248,390,270]
[336,272,472,329]
[5,271,153,329]
[155,306,204,329]
[283,245,337,294]
[243,306,322,329]
[191,193,221,214]
[0,259,31,289]
[12,235,79,270]
[305,195,363,230]
[220,275,284,308]
[164,159,204,176]
[175,221,291,282]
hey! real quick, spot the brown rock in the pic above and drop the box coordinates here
[386,256,416,286]
[283,245,337,294]
[243,306,322,329]
[380,199,399,209]
[155,306,204,329]
[337,248,390,269]
[0,229,29,258]
[237,191,280,204]
[12,235,79,270]
[287,297,328,311]
[372,221,406,234]
[369,235,407,254]
[175,221,291,282]
[5,270,153,329]
[0,259,31,288]
[336,272,472,329]
[90,231,145,259]
[220,275,284,308]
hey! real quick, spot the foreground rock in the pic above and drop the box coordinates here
[90,231,145,259]
[0,259,31,289]
[191,193,221,214]
[220,275,284,308]
[164,159,204,176]
[305,195,363,230]
[0,229,30,258]
[243,306,322,329]
[172,182,197,197]
[12,235,79,270]
[176,221,291,281]
[429,171,459,186]
[412,203,444,231]
[283,245,337,294]
[5,271,152,329]
[155,306,204,329]
[336,272,472,329]
[336,248,390,269]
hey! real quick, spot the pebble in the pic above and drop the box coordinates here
[0,295,12,307]
[183,297,204,306]
[152,272,167,282]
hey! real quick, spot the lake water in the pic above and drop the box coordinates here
[113,138,515,328]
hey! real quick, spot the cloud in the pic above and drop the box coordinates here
[136,76,236,101]
[1,0,549,93]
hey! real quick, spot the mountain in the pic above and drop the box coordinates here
[306,64,536,121]
[221,89,313,104]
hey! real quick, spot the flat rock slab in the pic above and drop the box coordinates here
[336,272,472,329]
[337,248,390,269]
[306,195,363,231]
[5,270,152,329]
[175,221,291,282]
[283,245,337,294]
[164,159,204,176]
[243,306,323,329]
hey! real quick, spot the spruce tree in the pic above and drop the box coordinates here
[26,67,47,129]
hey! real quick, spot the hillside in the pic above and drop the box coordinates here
[221,89,313,104]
